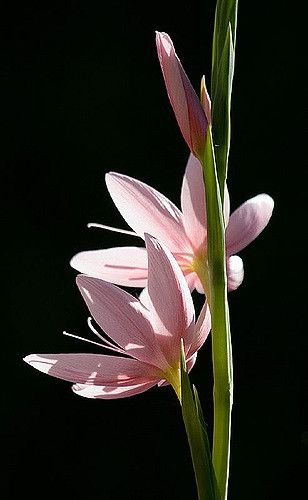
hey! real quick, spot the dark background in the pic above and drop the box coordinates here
[2,1,306,499]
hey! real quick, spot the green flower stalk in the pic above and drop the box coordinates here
[208,4,237,496]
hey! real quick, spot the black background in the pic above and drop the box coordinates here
[2,1,306,499]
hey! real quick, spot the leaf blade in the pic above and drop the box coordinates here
[180,343,219,500]
[212,25,234,204]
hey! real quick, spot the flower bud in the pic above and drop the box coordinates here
[156,31,210,161]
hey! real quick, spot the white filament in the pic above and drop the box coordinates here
[87,317,123,351]
[87,222,139,237]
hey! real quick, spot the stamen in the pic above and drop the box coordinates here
[87,317,122,350]
[63,330,125,355]
[87,222,139,237]
[63,331,106,349]
[86,317,105,341]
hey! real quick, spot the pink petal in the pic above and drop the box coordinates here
[156,32,208,160]
[76,275,167,368]
[138,287,151,309]
[139,275,197,316]
[72,381,157,399]
[106,172,190,253]
[23,353,159,385]
[194,276,205,294]
[186,303,211,357]
[180,155,230,250]
[145,234,195,365]
[226,194,274,255]
[227,255,244,291]
[70,247,148,287]
[181,154,207,251]
[185,272,199,291]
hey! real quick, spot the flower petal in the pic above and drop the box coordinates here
[23,353,159,385]
[227,255,244,291]
[70,247,148,287]
[138,287,151,309]
[156,32,208,160]
[76,275,167,368]
[145,234,195,365]
[185,272,199,291]
[226,194,274,255]
[186,303,211,357]
[194,276,204,294]
[72,381,157,399]
[180,155,230,249]
[181,154,207,251]
[106,172,190,252]
[141,269,198,297]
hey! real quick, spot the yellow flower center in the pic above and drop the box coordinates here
[191,252,211,302]
[159,361,180,401]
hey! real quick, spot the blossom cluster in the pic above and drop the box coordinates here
[24,32,273,400]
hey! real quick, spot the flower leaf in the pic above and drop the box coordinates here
[211,25,235,205]
[212,0,237,88]
[180,342,218,500]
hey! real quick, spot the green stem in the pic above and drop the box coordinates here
[211,287,232,500]
[196,265,232,500]
[202,127,233,500]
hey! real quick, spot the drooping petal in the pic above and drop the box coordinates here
[181,154,207,251]
[23,353,160,385]
[227,255,244,291]
[186,303,211,357]
[106,172,190,253]
[76,275,167,368]
[72,381,157,399]
[70,247,148,287]
[156,31,208,160]
[145,234,195,365]
[226,194,274,255]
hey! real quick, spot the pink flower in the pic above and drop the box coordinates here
[156,31,210,160]
[70,154,274,294]
[24,234,211,399]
